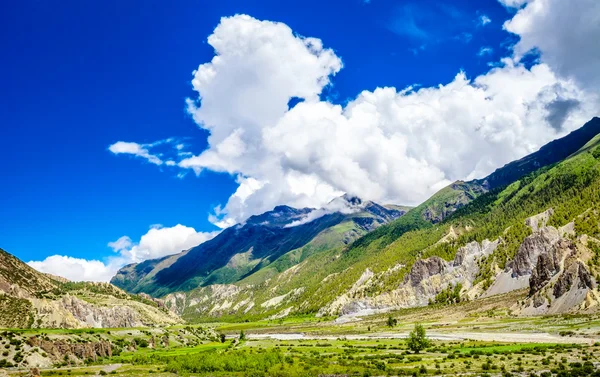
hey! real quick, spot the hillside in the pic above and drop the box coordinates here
[352,117,600,246]
[111,197,407,296]
[158,118,600,322]
[0,247,181,328]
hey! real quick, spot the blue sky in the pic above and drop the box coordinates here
[2,0,598,281]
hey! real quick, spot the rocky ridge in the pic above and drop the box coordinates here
[322,209,599,320]
[0,248,182,329]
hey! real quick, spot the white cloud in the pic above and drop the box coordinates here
[108,139,185,167]
[498,0,528,8]
[108,141,163,165]
[28,256,118,283]
[478,46,494,56]
[110,224,219,262]
[28,225,219,282]
[503,0,600,89]
[478,14,492,26]
[111,11,600,229]
[177,14,598,226]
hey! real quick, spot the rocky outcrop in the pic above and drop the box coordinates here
[27,337,112,361]
[319,238,499,318]
[511,227,561,277]
[524,209,554,232]
[502,218,600,316]
[529,238,570,295]
[0,248,182,329]
[408,257,446,286]
[553,257,594,298]
[58,295,141,327]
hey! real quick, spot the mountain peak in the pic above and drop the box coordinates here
[245,205,313,228]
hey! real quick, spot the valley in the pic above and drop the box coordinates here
[3,118,600,376]
[2,302,600,376]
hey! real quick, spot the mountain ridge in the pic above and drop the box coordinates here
[109,117,600,323]
[0,247,181,328]
[111,196,407,296]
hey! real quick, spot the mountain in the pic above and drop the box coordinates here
[477,117,600,190]
[377,117,600,229]
[111,196,408,296]
[155,117,600,322]
[0,247,181,328]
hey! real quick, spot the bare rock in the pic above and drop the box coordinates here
[529,239,572,295]
[512,227,560,277]
[554,257,594,298]
[408,257,446,286]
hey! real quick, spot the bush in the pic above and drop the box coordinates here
[407,323,430,354]
[386,316,398,327]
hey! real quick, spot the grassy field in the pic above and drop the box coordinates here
[3,299,600,377]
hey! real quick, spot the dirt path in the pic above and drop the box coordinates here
[247,331,597,344]
[98,364,122,374]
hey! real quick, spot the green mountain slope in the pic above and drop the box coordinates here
[350,117,600,253]
[112,198,408,297]
[163,118,600,322]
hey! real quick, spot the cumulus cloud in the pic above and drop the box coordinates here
[111,10,599,228]
[503,0,600,89]
[108,224,218,262]
[28,225,218,282]
[28,256,118,282]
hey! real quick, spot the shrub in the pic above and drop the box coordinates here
[407,323,430,354]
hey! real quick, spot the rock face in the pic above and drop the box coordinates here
[511,227,561,277]
[318,208,599,319]
[486,214,600,316]
[408,257,446,286]
[28,337,112,361]
[553,257,594,298]
[319,238,499,318]
[529,244,563,295]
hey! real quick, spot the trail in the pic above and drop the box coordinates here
[246,331,597,344]
[98,364,122,374]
